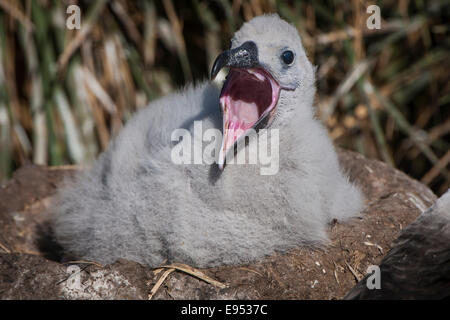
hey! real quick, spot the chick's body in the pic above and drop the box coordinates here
[52,15,364,268]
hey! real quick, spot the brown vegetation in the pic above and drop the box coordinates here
[0,0,448,194]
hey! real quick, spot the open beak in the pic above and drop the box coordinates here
[211,41,281,170]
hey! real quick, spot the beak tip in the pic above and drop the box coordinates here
[210,50,230,82]
[210,63,220,81]
[217,149,226,170]
[210,41,258,82]
[217,157,225,170]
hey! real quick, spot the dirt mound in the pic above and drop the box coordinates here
[0,150,436,299]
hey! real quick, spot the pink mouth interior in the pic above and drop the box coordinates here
[219,68,280,157]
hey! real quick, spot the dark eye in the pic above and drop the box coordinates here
[281,50,294,65]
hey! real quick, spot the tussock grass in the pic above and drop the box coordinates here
[0,0,448,195]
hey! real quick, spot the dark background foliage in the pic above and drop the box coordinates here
[0,0,448,195]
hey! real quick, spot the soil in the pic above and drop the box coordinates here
[0,149,437,299]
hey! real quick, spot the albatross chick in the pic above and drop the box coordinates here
[52,15,364,268]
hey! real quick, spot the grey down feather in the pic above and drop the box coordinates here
[52,14,364,268]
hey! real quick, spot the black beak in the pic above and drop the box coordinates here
[210,41,259,80]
